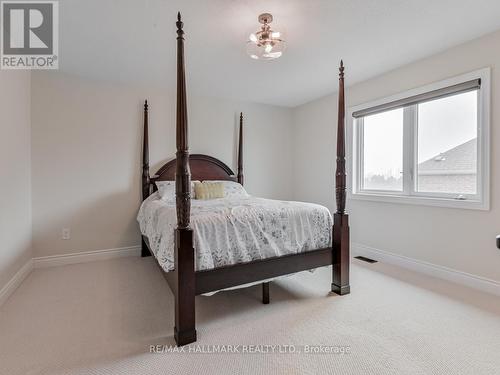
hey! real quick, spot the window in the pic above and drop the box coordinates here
[362,108,403,191]
[349,69,490,210]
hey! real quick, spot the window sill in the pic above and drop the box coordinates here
[350,192,489,211]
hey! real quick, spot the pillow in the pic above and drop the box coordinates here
[156,181,198,201]
[212,180,249,198]
[194,181,224,200]
[155,181,175,201]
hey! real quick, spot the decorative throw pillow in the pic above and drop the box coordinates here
[156,181,198,201]
[212,180,250,198]
[156,181,175,201]
[194,181,224,200]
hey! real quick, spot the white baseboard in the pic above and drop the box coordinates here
[33,245,141,268]
[0,246,141,307]
[3,243,498,306]
[352,242,500,297]
[0,259,34,306]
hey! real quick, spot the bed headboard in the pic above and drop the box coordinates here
[152,154,236,183]
[141,100,244,199]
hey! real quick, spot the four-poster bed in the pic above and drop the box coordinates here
[139,13,350,346]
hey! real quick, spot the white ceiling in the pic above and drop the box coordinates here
[60,0,500,107]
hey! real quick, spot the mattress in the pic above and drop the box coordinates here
[137,193,332,273]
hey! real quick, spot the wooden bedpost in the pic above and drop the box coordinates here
[174,12,196,346]
[142,100,151,201]
[141,100,152,258]
[235,112,271,303]
[237,112,244,185]
[237,112,269,302]
[332,60,350,296]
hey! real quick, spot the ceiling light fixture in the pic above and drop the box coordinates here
[246,13,285,60]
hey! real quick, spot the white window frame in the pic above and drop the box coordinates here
[347,68,490,210]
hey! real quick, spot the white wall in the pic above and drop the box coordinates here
[0,71,32,290]
[293,30,500,283]
[31,72,293,258]
[25,28,500,285]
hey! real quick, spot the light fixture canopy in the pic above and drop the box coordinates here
[246,13,285,60]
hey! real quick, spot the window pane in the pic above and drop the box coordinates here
[362,108,403,191]
[416,91,478,195]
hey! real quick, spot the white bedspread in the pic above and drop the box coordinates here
[137,193,332,273]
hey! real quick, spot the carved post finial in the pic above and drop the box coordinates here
[335,61,346,215]
[176,12,184,38]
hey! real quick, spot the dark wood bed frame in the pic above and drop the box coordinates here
[140,13,350,346]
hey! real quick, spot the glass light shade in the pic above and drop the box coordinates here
[246,37,286,60]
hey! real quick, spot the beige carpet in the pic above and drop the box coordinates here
[0,256,499,375]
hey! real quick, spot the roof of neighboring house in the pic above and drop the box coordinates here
[418,138,477,174]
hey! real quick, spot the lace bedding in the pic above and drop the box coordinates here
[137,193,333,273]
